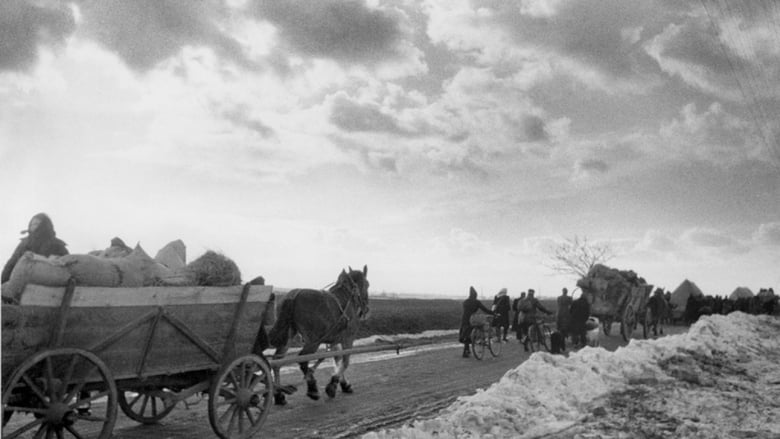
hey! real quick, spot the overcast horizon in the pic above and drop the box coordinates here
[2,0,779,299]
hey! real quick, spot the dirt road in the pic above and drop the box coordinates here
[102,327,686,439]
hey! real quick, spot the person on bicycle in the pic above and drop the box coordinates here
[512,291,526,341]
[459,286,493,358]
[492,288,511,342]
[517,289,552,352]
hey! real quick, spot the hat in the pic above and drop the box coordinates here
[498,288,507,296]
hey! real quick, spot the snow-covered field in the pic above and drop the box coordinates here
[363,312,780,439]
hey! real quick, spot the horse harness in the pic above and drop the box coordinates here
[313,273,367,345]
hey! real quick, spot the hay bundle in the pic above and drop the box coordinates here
[162,251,241,287]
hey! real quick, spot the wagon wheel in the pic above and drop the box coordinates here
[209,354,273,439]
[621,305,636,342]
[601,317,612,336]
[118,387,176,424]
[470,327,486,360]
[526,325,539,352]
[2,348,118,439]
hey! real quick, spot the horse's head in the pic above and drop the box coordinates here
[338,265,370,319]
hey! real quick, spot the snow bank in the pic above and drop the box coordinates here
[363,313,780,439]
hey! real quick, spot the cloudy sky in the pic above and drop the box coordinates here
[1,0,779,298]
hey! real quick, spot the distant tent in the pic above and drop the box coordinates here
[729,287,754,301]
[670,279,704,311]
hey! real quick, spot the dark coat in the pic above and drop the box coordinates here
[2,214,68,283]
[556,294,573,330]
[492,294,511,327]
[517,297,551,324]
[459,296,492,343]
[569,296,591,334]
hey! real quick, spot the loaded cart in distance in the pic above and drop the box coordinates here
[2,279,278,439]
[576,264,653,342]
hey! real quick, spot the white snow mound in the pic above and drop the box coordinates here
[363,312,780,439]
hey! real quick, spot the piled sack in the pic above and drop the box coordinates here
[576,264,648,315]
[1,238,243,302]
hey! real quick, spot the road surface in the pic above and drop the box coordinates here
[106,327,686,439]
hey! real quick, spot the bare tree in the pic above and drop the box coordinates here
[548,235,615,279]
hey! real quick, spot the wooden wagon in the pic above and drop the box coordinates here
[2,279,400,439]
[582,279,653,342]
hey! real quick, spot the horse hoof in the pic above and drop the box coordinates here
[340,382,353,394]
[325,377,339,398]
[274,393,287,406]
[306,390,320,400]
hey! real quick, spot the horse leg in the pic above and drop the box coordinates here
[299,343,320,400]
[325,344,343,398]
[339,353,353,394]
[272,346,289,405]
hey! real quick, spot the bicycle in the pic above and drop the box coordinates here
[526,317,553,353]
[469,314,503,360]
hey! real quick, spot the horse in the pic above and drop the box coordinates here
[646,290,669,337]
[267,265,369,406]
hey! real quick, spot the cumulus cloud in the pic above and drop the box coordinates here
[0,0,76,71]
[248,0,410,65]
[330,94,410,135]
[658,5,780,98]
[659,102,762,164]
[77,0,247,71]
[215,103,276,138]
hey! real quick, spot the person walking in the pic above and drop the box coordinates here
[2,213,68,284]
[512,291,526,341]
[517,289,552,352]
[492,288,511,342]
[556,287,573,351]
[569,291,591,349]
[459,286,493,358]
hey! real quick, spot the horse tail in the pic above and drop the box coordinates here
[269,291,298,348]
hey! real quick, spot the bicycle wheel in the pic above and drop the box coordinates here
[488,327,502,357]
[540,325,552,352]
[470,327,486,360]
[527,325,539,352]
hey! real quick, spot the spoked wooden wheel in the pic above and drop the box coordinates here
[539,325,552,352]
[118,388,176,424]
[209,354,273,439]
[488,328,502,357]
[470,327,486,360]
[2,348,117,439]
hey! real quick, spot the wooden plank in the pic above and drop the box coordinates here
[268,344,402,368]
[18,284,273,307]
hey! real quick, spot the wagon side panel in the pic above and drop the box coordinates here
[3,284,274,383]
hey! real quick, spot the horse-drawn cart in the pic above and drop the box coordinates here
[2,278,399,439]
[577,268,653,342]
